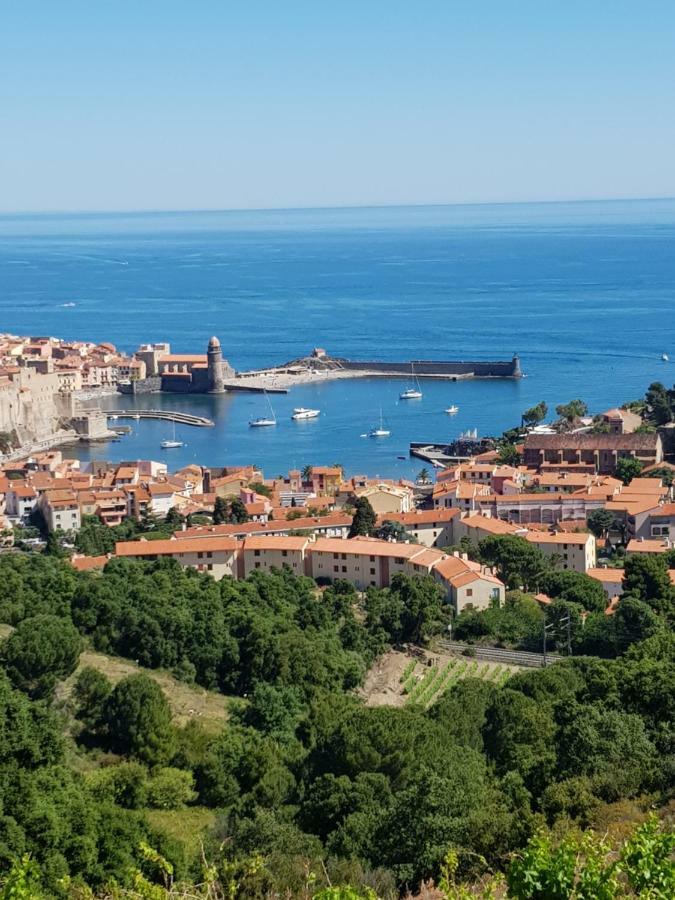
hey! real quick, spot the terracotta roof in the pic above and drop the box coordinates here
[178,514,352,539]
[460,514,524,535]
[376,508,459,526]
[587,567,624,583]
[524,433,659,450]
[626,539,671,554]
[525,532,593,545]
[244,536,309,552]
[116,537,239,557]
[312,537,423,559]
[71,555,108,571]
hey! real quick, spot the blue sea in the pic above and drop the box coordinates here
[0,200,674,478]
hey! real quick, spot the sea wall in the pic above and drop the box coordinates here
[117,376,162,395]
[337,357,521,378]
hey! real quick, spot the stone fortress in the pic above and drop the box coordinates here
[133,336,234,394]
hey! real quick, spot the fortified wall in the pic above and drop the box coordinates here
[336,356,522,378]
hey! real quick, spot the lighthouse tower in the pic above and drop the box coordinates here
[207,336,225,393]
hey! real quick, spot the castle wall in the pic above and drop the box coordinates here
[337,358,521,377]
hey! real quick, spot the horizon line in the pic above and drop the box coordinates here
[1,194,675,219]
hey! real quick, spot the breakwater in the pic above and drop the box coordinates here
[334,355,522,379]
[106,410,214,427]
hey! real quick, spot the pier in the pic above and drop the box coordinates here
[106,410,214,427]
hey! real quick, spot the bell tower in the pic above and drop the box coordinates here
[207,336,225,393]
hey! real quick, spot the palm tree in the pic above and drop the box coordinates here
[417,467,431,483]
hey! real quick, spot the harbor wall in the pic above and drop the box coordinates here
[337,356,521,378]
[117,376,161,395]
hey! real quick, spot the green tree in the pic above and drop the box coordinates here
[73,666,111,732]
[497,442,521,465]
[416,468,431,483]
[478,534,548,591]
[228,498,250,524]
[103,674,175,766]
[538,570,607,613]
[644,381,674,425]
[615,455,643,484]
[622,553,674,614]
[522,400,548,427]
[375,520,416,543]
[555,399,588,421]
[164,506,184,529]
[146,767,197,809]
[587,507,616,538]
[213,496,228,525]
[643,465,674,487]
[1,615,82,698]
[348,498,376,538]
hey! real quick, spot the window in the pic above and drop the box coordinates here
[370,567,375,575]
[341,565,347,573]
[369,555,375,562]
[370,580,376,586]
[466,588,473,597]
[282,550,288,557]
[341,553,347,560]
[254,549,260,557]
[394,557,404,565]
[207,564,213,571]
[652,525,669,536]
[334,564,339,573]
[198,552,203,559]
[355,565,359,571]
[206,551,212,559]
[333,552,339,559]
[254,562,261,569]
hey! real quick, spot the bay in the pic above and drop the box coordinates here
[0,199,673,477]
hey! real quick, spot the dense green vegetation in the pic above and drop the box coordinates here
[0,552,672,897]
[453,533,674,656]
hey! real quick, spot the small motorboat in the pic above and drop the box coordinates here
[445,405,459,414]
[662,354,669,362]
[292,407,320,420]
[249,417,276,427]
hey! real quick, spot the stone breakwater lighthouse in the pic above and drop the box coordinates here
[207,335,226,393]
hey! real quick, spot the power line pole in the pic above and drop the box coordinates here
[543,622,555,667]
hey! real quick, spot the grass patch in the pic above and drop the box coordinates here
[146,807,217,856]
[60,649,230,731]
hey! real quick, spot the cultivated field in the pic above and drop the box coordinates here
[360,648,522,708]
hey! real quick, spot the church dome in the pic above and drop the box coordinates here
[208,336,221,350]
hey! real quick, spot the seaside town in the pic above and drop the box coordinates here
[4,4,675,894]
[0,329,673,620]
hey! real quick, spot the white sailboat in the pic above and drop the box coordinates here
[161,419,183,449]
[369,409,390,437]
[445,405,459,414]
[292,407,320,420]
[400,362,423,400]
[662,353,669,362]
[249,391,277,427]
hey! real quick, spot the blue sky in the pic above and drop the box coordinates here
[2,1,675,212]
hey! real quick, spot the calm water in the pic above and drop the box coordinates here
[1,200,674,477]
